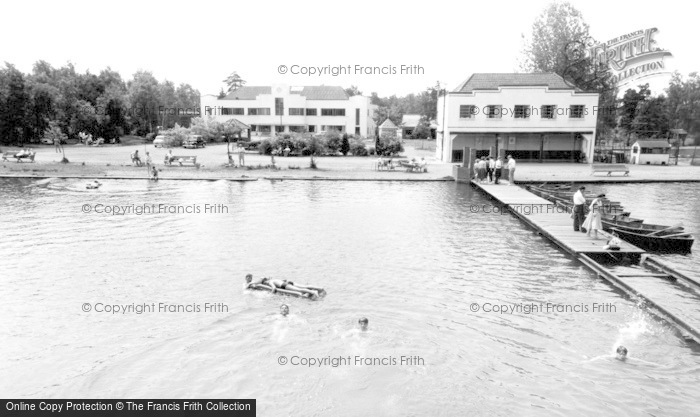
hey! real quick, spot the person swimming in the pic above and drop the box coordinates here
[280,304,289,317]
[245,274,320,299]
[358,317,368,331]
[616,346,628,361]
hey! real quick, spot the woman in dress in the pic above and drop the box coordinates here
[582,194,605,239]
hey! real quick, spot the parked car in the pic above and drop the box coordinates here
[153,135,167,148]
[183,135,206,149]
[40,137,54,145]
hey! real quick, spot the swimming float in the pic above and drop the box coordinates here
[248,284,327,299]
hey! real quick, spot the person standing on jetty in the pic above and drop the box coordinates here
[583,194,605,239]
[494,157,503,184]
[573,186,586,232]
[506,155,516,185]
[487,157,495,183]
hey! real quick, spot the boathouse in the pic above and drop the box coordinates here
[436,73,599,163]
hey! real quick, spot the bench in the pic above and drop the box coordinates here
[590,163,629,176]
[399,160,428,173]
[165,155,198,167]
[2,152,36,163]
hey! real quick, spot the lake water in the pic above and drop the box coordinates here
[1,178,699,416]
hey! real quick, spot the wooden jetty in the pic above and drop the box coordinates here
[471,180,700,342]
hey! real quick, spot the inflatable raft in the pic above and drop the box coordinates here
[85,182,101,189]
[248,284,326,299]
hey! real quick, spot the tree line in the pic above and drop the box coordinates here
[0,61,200,146]
[520,1,700,145]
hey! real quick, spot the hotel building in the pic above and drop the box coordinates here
[200,85,377,138]
[436,73,599,163]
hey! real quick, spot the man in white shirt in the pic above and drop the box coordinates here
[494,157,503,184]
[487,157,495,183]
[572,186,587,232]
[506,155,516,185]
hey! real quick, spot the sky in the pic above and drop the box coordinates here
[0,0,695,97]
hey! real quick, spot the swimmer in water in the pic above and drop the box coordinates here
[280,304,289,317]
[616,346,628,361]
[245,274,321,299]
[358,317,368,331]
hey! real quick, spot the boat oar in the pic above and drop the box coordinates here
[647,224,683,236]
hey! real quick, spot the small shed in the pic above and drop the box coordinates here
[630,140,670,165]
[378,119,398,138]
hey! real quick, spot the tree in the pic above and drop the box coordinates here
[632,96,670,139]
[666,72,700,139]
[340,133,350,155]
[43,120,68,162]
[345,85,362,97]
[521,1,616,141]
[223,71,246,93]
[619,84,651,140]
[0,63,31,145]
[127,71,160,135]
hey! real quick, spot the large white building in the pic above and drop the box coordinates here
[200,85,377,138]
[436,73,600,163]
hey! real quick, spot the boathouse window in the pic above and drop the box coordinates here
[452,150,464,162]
[514,105,530,119]
[541,105,555,119]
[289,108,304,116]
[275,126,284,133]
[308,125,316,133]
[248,108,271,116]
[275,98,284,116]
[569,105,585,118]
[321,108,346,116]
[306,108,317,116]
[258,125,271,133]
[486,105,502,119]
[221,107,244,115]
[459,105,476,118]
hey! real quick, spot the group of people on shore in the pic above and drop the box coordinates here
[474,155,516,185]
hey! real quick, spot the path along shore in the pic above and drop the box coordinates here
[2,143,700,182]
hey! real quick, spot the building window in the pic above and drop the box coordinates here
[452,150,464,163]
[355,108,360,125]
[486,105,502,119]
[259,125,271,133]
[222,107,244,115]
[289,126,305,133]
[289,108,304,116]
[308,125,316,133]
[322,125,344,132]
[250,125,257,132]
[275,126,284,133]
[321,108,346,116]
[248,108,271,116]
[275,98,284,116]
[541,105,556,119]
[514,105,530,119]
[306,108,317,116]
[569,105,585,118]
[355,127,361,135]
[459,105,476,118]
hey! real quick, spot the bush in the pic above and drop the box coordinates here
[259,138,274,155]
[305,135,326,156]
[340,134,350,155]
[159,124,190,147]
[376,137,403,156]
[324,131,342,155]
[350,137,368,156]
